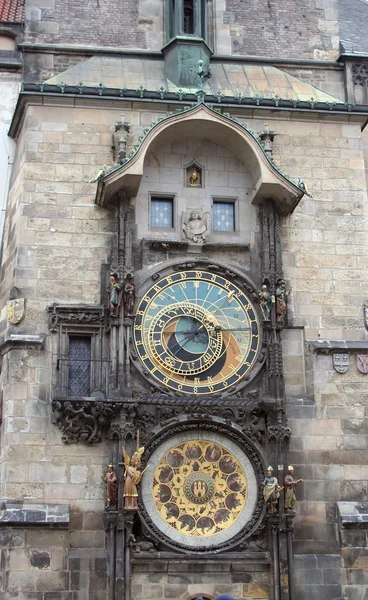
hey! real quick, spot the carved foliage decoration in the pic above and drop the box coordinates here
[48,304,106,332]
[51,399,121,444]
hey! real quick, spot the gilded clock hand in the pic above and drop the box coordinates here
[215,327,251,332]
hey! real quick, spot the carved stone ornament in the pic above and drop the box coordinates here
[266,424,291,444]
[352,63,368,87]
[357,355,368,375]
[182,209,209,244]
[6,298,25,325]
[333,353,349,374]
[47,304,106,332]
[51,399,121,444]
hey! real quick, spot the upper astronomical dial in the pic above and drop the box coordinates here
[133,270,261,395]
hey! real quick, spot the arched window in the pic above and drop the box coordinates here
[166,0,207,41]
[0,30,16,51]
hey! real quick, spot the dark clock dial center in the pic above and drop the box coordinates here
[174,316,208,353]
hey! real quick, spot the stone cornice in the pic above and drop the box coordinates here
[310,340,368,353]
[8,83,368,139]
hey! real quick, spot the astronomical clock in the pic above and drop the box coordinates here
[133,268,262,396]
[130,265,266,551]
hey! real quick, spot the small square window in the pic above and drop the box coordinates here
[151,197,174,229]
[213,201,235,232]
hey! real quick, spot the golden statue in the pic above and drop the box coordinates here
[189,167,200,187]
[122,446,145,510]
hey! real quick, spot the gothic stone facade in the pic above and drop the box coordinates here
[1,2,368,600]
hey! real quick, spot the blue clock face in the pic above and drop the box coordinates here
[133,270,261,395]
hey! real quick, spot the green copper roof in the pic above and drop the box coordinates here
[46,56,343,104]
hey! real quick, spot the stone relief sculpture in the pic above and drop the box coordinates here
[284,466,303,512]
[102,464,119,509]
[258,283,273,321]
[107,272,123,317]
[182,209,209,244]
[263,466,282,513]
[276,278,291,324]
[122,446,145,510]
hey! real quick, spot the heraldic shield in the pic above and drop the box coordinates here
[357,355,368,375]
[333,353,349,374]
[6,298,25,325]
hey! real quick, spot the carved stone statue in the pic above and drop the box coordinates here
[182,209,209,244]
[113,113,131,164]
[284,465,303,512]
[276,278,291,324]
[263,466,282,513]
[258,283,273,321]
[102,464,118,509]
[107,272,123,317]
[122,446,145,510]
[123,277,136,316]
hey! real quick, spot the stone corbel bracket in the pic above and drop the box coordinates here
[0,333,46,356]
[51,398,122,444]
[0,334,45,371]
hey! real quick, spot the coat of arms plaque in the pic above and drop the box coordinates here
[357,355,368,375]
[6,298,25,325]
[332,353,349,374]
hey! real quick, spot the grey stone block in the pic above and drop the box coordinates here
[316,555,343,569]
[294,554,318,569]
[295,585,342,600]
[323,568,342,585]
[305,481,340,501]
[295,568,322,585]
[340,529,367,548]
[340,482,367,502]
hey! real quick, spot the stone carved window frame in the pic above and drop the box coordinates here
[47,304,109,399]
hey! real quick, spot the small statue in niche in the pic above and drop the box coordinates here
[113,113,131,164]
[107,272,123,317]
[182,209,209,244]
[276,278,291,324]
[284,465,303,513]
[102,464,118,509]
[122,446,145,510]
[123,277,136,317]
[258,283,273,321]
[263,466,283,513]
[189,167,201,187]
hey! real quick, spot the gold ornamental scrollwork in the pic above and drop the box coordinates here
[152,439,247,538]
